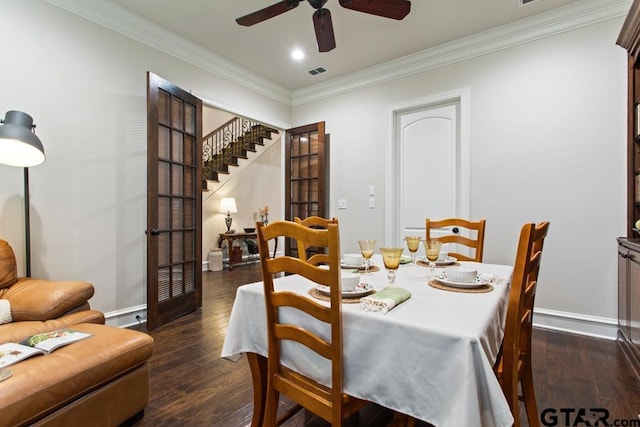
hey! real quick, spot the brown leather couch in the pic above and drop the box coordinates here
[0,240,154,426]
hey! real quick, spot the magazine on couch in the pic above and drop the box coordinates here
[0,328,92,369]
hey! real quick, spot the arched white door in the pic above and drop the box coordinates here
[387,90,470,256]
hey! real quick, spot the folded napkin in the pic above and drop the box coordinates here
[360,286,411,314]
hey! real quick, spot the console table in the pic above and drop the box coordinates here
[218,232,258,270]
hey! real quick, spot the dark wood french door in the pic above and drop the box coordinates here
[146,72,202,330]
[284,122,329,257]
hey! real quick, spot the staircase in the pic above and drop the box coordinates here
[202,117,279,184]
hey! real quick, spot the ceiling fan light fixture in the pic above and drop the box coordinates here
[309,0,329,9]
[237,0,412,52]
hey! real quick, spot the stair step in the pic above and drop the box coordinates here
[202,119,280,186]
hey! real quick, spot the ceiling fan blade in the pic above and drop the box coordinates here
[313,8,336,52]
[338,0,411,20]
[236,1,301,26]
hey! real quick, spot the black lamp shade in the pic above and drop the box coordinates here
[0,111,45,167]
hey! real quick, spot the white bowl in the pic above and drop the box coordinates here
[341,272,360,292]
[445,267,477,283]
[316,267,359,292]
[342,253,364,267]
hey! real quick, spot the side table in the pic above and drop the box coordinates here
[218,232,258,270]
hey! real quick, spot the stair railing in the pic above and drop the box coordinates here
[202,116,277,181]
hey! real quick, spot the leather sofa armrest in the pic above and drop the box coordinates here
[3,278,95,321]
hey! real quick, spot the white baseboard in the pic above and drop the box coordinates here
[533,307,619,340]
[104,304,146,328]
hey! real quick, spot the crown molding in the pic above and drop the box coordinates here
[291,0,632,106]
[45,0,630,108]
[44,0,292,106]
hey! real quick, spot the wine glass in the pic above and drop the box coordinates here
[358,240,376,275]
[423,240,442,278]
[379,247,404,286]
[404,236,422,263]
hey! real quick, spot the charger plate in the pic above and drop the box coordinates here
[341,265,380,273]
[428,279,493,293]
[308,288,375,303]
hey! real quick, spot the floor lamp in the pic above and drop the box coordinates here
[0,111,46,277]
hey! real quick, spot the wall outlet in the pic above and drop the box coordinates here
[338,199,347,209]
[368,197,375,209]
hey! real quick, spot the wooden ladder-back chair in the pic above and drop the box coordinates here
[425,217,487,262]
[391,222,549,427]
[256,220,366,427]
[495,221,550,427]
[294,216,339,265]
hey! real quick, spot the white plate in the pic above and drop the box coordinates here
[435,274,490,289]
[314,283,375,297]
[420,256,458,266]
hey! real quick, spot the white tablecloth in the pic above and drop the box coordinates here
[221,256,514,427]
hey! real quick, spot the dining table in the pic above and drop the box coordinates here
[221,254,515,427]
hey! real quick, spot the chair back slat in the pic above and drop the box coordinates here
[425,217,486,262]
[294,216,339,264]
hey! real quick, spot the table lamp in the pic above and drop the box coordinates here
[0,111,46,277]
[220,197,237,233]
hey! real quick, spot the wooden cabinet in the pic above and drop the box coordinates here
[618,239,640,375]
[618,1,640,375]
[284,122,329,257]
[618,0,640,238]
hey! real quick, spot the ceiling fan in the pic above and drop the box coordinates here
[236,0,411,53]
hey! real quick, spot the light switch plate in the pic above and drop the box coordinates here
[338,199,347,209]
[368,197,375,209]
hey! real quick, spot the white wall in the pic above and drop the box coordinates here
[292,18,627,337]
[0,1,290,325]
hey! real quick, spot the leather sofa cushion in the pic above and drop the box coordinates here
[1,278,95,321]
[0,310,105,344]
[0,323,154,426]
[0,240,17,290]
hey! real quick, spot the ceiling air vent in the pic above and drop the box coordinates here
[519,0,538,5]
[308,67,327,76]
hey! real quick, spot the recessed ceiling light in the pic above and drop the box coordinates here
[291,49,305,61]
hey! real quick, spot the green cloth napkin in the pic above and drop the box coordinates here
[360,286,412,313]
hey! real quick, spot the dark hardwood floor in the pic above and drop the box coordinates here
[132,263,640,426]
